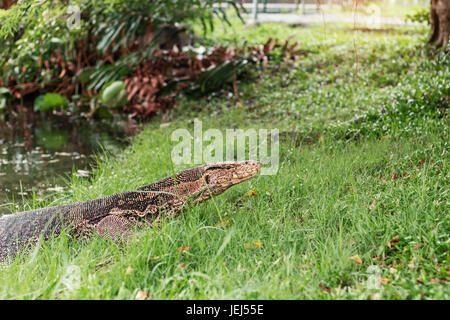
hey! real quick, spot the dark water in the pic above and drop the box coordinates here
[0,110,138,214]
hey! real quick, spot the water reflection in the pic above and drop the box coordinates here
[0,110,136,214]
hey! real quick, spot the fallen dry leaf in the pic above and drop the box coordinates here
[95,258,112,269]
[245,239,263,249]
[253,239,263,248]
[350,255,362,264]
[386,235,400,248]
[176,263,187,269]
[243,190,258,197]
[148,256,160,262]
[135,291,149,300]
[125,265,133,275]
[216,220,232,228]
[178,245,190,254]
[368,199,377,210]
[319,285,331,293]
[371,293,381,300]
[372,256,381,262]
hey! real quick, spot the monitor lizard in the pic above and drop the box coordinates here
[0,160,261,262]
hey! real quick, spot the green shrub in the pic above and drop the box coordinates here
[405,7,430,24]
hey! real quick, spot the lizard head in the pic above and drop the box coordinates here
[135,160,262,214]
[200,160,261,195]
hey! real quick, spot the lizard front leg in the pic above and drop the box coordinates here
[95,193,189,240]
[94,204,160,240]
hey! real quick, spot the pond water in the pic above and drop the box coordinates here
[0,109,138,214]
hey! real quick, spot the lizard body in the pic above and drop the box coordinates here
[0,160,261,262]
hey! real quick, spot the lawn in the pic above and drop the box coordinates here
[0,20,448,299]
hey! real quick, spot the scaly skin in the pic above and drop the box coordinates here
[0,160,261,262]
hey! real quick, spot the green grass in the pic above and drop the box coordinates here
[0,21,448,299]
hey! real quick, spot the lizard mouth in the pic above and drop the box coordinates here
[203,160,262,187]
[231,161,261,183]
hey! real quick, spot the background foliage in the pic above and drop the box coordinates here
[0,0,244,117]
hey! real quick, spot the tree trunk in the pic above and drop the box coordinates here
[429,0,450,48]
